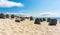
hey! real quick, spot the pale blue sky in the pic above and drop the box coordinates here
[0,0,60,17]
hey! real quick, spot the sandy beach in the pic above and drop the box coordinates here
[0,19,59,35]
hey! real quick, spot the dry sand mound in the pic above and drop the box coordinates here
[0,19,60,35]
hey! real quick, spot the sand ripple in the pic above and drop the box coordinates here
[0,19,60,35]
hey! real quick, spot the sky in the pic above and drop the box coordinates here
[0,0,60,17]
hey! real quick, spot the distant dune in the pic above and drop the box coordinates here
[0,19,60,35]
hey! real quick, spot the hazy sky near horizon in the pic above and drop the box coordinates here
[0,0,60,17]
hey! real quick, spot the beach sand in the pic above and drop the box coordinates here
[0,19,60,35]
